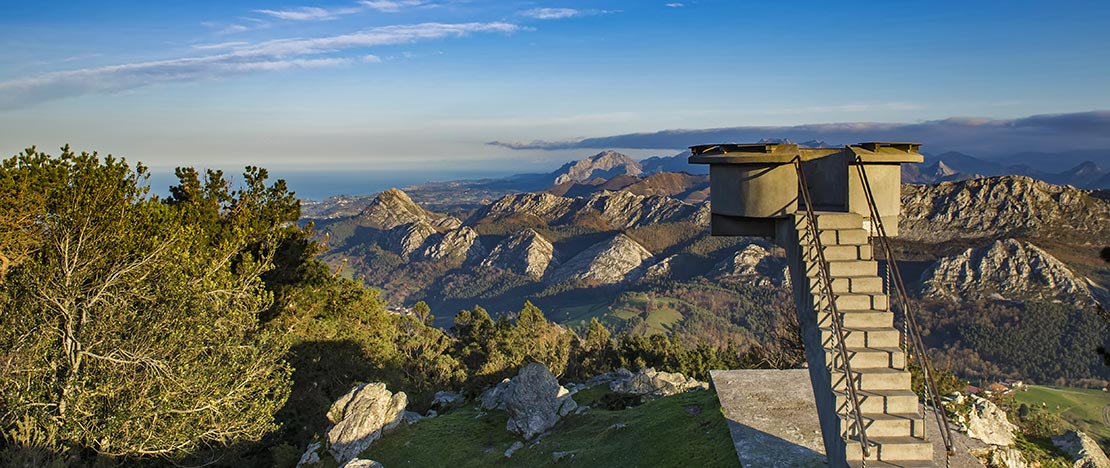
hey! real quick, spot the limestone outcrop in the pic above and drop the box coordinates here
[355,188,444,231]
[608,367,708,397]
[419,227,486,263]
[326,383,407,463]
[900,176,1110,242]
[549,234,653,285]
[972,446,1030,468]
[583,190,695,230]
[478,363,578,440]
[468,190,696,231]
[481,229,558,279]
[710,242,789,288]
[391,220,436,257]
[920,238,1105,308]
[1052,430,1110,468]
[467,192,579,226]
[962,395,1018,447]
[338,460,385,468]
[551,150,643,186]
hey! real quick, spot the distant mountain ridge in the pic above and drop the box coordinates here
[904,150,1110,188]
[899,175,1110,243]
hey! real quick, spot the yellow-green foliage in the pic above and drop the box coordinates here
[0,147,293,461]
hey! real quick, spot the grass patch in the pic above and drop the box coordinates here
[362,389,739,468]
[609,294,687,335]
[551,302,610,328]
[1013,385,1110,442]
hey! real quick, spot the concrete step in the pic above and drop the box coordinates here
[820,310,893,328]
[847,459,935,468]
[816,228,870,246]
[831,276,884,294]
[835,389,920,415]
[814,212,864,230]
[826,347,906,370]
[826,259,878,278]
[845,435,932,462]
[832,367,912,392]
[842,412,926,439]
[832,293,889,311]
[822,327,901,349]
[823,243,874,261]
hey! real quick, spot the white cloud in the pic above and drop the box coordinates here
[192,41,251,51]
[665,3,685,7]
[521,8,581,20]
[255,5,364,21]
[0,22,521,109]
[360,0,432,13]
[362,54,383,63]
[231,22,521,57]
[519,7,618,20]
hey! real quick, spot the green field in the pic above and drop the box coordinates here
[1013,385,1110,442]
[609,294,687,335]
[552,293,689,336]
[551,302,610,328]
[361,388,739,468]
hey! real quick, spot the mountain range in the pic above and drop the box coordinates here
[903,150,1110,188]
[304,147,1110,386]
[312,170,1109,322]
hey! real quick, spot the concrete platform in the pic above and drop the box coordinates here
[711,369,828,468]
[711,369,989,468]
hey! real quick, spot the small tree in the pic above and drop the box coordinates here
[0,147,291,460]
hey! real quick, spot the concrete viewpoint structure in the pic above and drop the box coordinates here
[691,143,931,467]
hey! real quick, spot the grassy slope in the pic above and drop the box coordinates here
[1014,385,1110,442]
[362,388,739,468]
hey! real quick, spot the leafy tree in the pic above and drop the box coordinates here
[0,147,291,461]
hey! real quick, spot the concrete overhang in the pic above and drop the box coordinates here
[688,143,842,165]
[848,142,924,163]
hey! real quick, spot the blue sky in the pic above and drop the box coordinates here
[2,0,1109,178]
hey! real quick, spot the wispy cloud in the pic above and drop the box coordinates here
[521,8,580,19]
[202,21,253,35]
[487,111,1110,156]
[519,7,616,20]
[255,5,365,21]
[229,22,520,57]
[253,1,433,21]
[665,3,685,7]
[192,41,251,51]
[361,0,434,13]
[0,22,521,109]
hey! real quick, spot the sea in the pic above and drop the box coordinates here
[146,168,521,201]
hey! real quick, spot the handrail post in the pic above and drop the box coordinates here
[853,159,956,456]
[793,157,872,460]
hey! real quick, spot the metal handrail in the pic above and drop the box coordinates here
[793,158,872,459]
[852,160,956,456]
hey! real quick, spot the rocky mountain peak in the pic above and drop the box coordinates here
[392,220,437,257]
[585,190,697,230]
[356,188,439,230]
[549,234,653,285]
[420,226,486,263]
[919,238,1106,308]
[900,175,1110,242]
[552,150,643,186]
[710,242,789,288]
[467,192,580,226]
[481,229,559,279]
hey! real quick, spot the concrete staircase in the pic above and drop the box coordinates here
[791,211,933,468]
